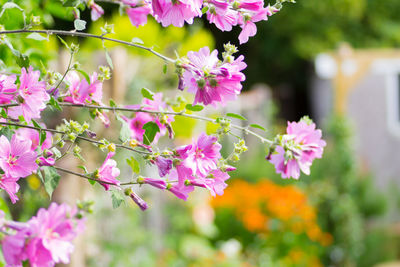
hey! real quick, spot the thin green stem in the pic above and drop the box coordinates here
[0,29,175,63]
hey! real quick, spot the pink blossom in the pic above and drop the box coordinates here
[0,174,20,203]
[126,4,152,27]
[8,67,49,122]
[127,190,148,210]
[0,135,38,178]
[207,8,237,32]
[97,152,120,190]
[15,126,52,151]
[182,47,246,106]
[2,203,85,267]
[166,169,194,200]
[88,1,104,21]
[141,177,167,190]
[0,74,17,104]
[153,155,173,177]
[152,0,202,27]
[177,133,222,177]
[64,71,103,105]
[268,119,326,179]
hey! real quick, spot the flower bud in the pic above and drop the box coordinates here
[107,143,116,153]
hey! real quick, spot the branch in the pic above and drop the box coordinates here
[59,102,273,144]
[0,29,175,63]
[0,121,151,155]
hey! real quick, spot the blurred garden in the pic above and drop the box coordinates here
[1,0,400,266]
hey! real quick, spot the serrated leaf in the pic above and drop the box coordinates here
[74,19,86,31]
[111,191,125,209]
[226,113,247,121]
[104,48,114,69]
[42,166,61,198]
[76,69,90,84]
[185,104,204,112]
[131,37,144,44]
[142,121,160,145]
[27,33,48,41]
[116,116,131,142]
[39,130,47,146]
[141,88,154,100]
[126,157,140,174]
[249,123,267,131]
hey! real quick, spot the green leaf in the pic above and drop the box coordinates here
[201,6,209,14]
[185,104,204,112]
[41,166,61,198]
[0,127,13,139]
[131,37,144,44]
[57,36,70,49]
[249,123,267,131]
[27,33,48,41]
[126,157,140,174]
[0,109,7,118]
[49,96,62,111]
[104,48,114,69]
[31,119,42,129]
[74,19,86,31]
[116,116,131,142]
[141,87,154,100]
[39,130,47,146]
[163,64,167,74]
[76,69,90,84]
[0,2,23,17]
[109,99,117,108]
[142,121,160,145]
[13,50,30,69]
[62,0,81,7]
[226,113,247,121]
[111,191,125,209]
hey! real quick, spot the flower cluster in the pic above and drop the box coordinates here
[1,203,85,267]
[180,45,246,107]
[88,0,278,43]
[1,67,49,122]
[267,117,326,179]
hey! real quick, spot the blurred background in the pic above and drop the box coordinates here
[1,0,400,266]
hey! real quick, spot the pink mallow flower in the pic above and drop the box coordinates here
[1,202,85,267]
[152,0,202,27]
[88,0,104,21]
[0,174,20,204]
[0,74,17,104]
[64,71,103,105]
[182,46,246,106]
[123,0,153,27]
[15,126,52,151]
[8,67,49,122]
[268,118,326,179]
[177,132,222,178]
[138,177,167,190]
[0,135,38,179]
[97,152,121,190]
[188,169,230,197]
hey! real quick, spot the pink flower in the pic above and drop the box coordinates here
[97,152,120,190]
[0,174,20,204]
[64,71,103,105]
[207,8,237,32]
[127,190,148,210]
[2,203,85,266]
[166,169,194,200]
[8,67,49,122]
[153,155,173,177]
[152,0,202,27]
[15,126,52,151]
[177,133,222,177]
[126,3,152,27]
[0,135,38,178]
[182,47,246,106]
[88,1,104,21]
[268,118,326,179]
[189,169,230,197]
[0,74,17,104]
[141,177,167,190]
